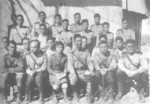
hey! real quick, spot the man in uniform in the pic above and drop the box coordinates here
[113,37,126,62]
[1,37,9,56]
[70,13,82,34]
[93,41,117,102]
[51,14,63,39]
[116,39,149,103]
[116,19,135,43]
[9,14,30,46]
[56,19,74,55]
[23,40,47,104]
[79,19,95,54]
[37,24,48,52]
[90,13,103,46]
[102,22,114,49]
[68,34,94,104]
[33,11,51,37]
[0,41,24,104]
[8,13,17,38]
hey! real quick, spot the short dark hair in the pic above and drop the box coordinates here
[74,34,81,40]
[74,13,81,17]
[55,14,62,19]
[40,23,46,28]
[102,22,109,27]
[94,13,100,18]
[115,36,123,42]
[81,19,88,24]
[17,14,24,21]
[126,39,135,45]
[62,19,69,24]
[8,40,16,46]
[47,37,55,42]
[54,41,64,50]
[2,36,8,42]
[39,11,46,16]
[99,40,108,46]
[99,34,107,40]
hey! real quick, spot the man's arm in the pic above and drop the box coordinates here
[36,54,47,72]
[14,56,24,72]
[93,55,101,71]
[87,51,94,71]
[137,55,148,73]
[67,53,75,74]
[108,56,117,70]
[118,58,130,74]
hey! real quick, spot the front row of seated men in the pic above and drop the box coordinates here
[0,34,149,104]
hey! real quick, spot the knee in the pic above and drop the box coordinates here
[53,85,60,91]
[141,71,149,83]
[61,83,68,89]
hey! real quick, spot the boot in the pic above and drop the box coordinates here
[139,88,146,103]
[86,92,92,104]
[15,87,22,104]
[72,91,79,104]
[115,83,123,100]
[52,91,59,104]
[38,93,44,104]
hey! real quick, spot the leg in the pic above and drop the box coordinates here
[115,69,128,100]
[0,73,8,104]
[15,73,24,104]
[106,70,116,102]
[61,83,71,103]
[35,72,44,104]
[23,75,34,103]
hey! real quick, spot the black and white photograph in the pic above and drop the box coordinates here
[0,0,150,104]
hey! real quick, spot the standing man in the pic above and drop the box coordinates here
[1,37,9,56]
[0,41,24,104]
[24,40,47,104]
[70,13,82,34]
[116,19,135,43]
[116,39,148,103]
[93,41,117,103]
[51,14,63,39]
[80,19,95,54]
[9,14,30,45]
[8,13,17,38]
[33,11,51,37]
[102,22,114,49]
[56,19,74,55]
[68,34,94,104]
[90,13,103,46]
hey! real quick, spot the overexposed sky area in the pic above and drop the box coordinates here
[142,18,150,35]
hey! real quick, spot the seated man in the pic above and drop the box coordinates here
[113,37,126,62]
[68,34,94,104]
[93,41,117,103]
[47,41,70,104]
[23,40,47,104]
[0,41,24,104]
[116,39,149,103]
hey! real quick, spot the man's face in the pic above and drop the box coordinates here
[94,17,100,24]
[2,38,8,48]
[122,20,128,29]
[8,43,15,56]
[82,38,87,49]
[75,37,82,49]
[116,40,123,49]
[30,42,39,53]
[126,43,135,54]
[62,21,69,30]
[103,24,109,32]
[74,14,81,24]
[40,26,46,35]
[82,22,88,31]
[16,16,23,26]
[55,16,61,24]
[23,39,30,50]
[100,43,108,54]
[39,13,46,22]
[56,44,63,54]
[47,39,54,49]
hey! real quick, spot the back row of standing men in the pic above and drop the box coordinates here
[0,11,148,104]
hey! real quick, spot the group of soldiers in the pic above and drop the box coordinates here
[0,11,149,104]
